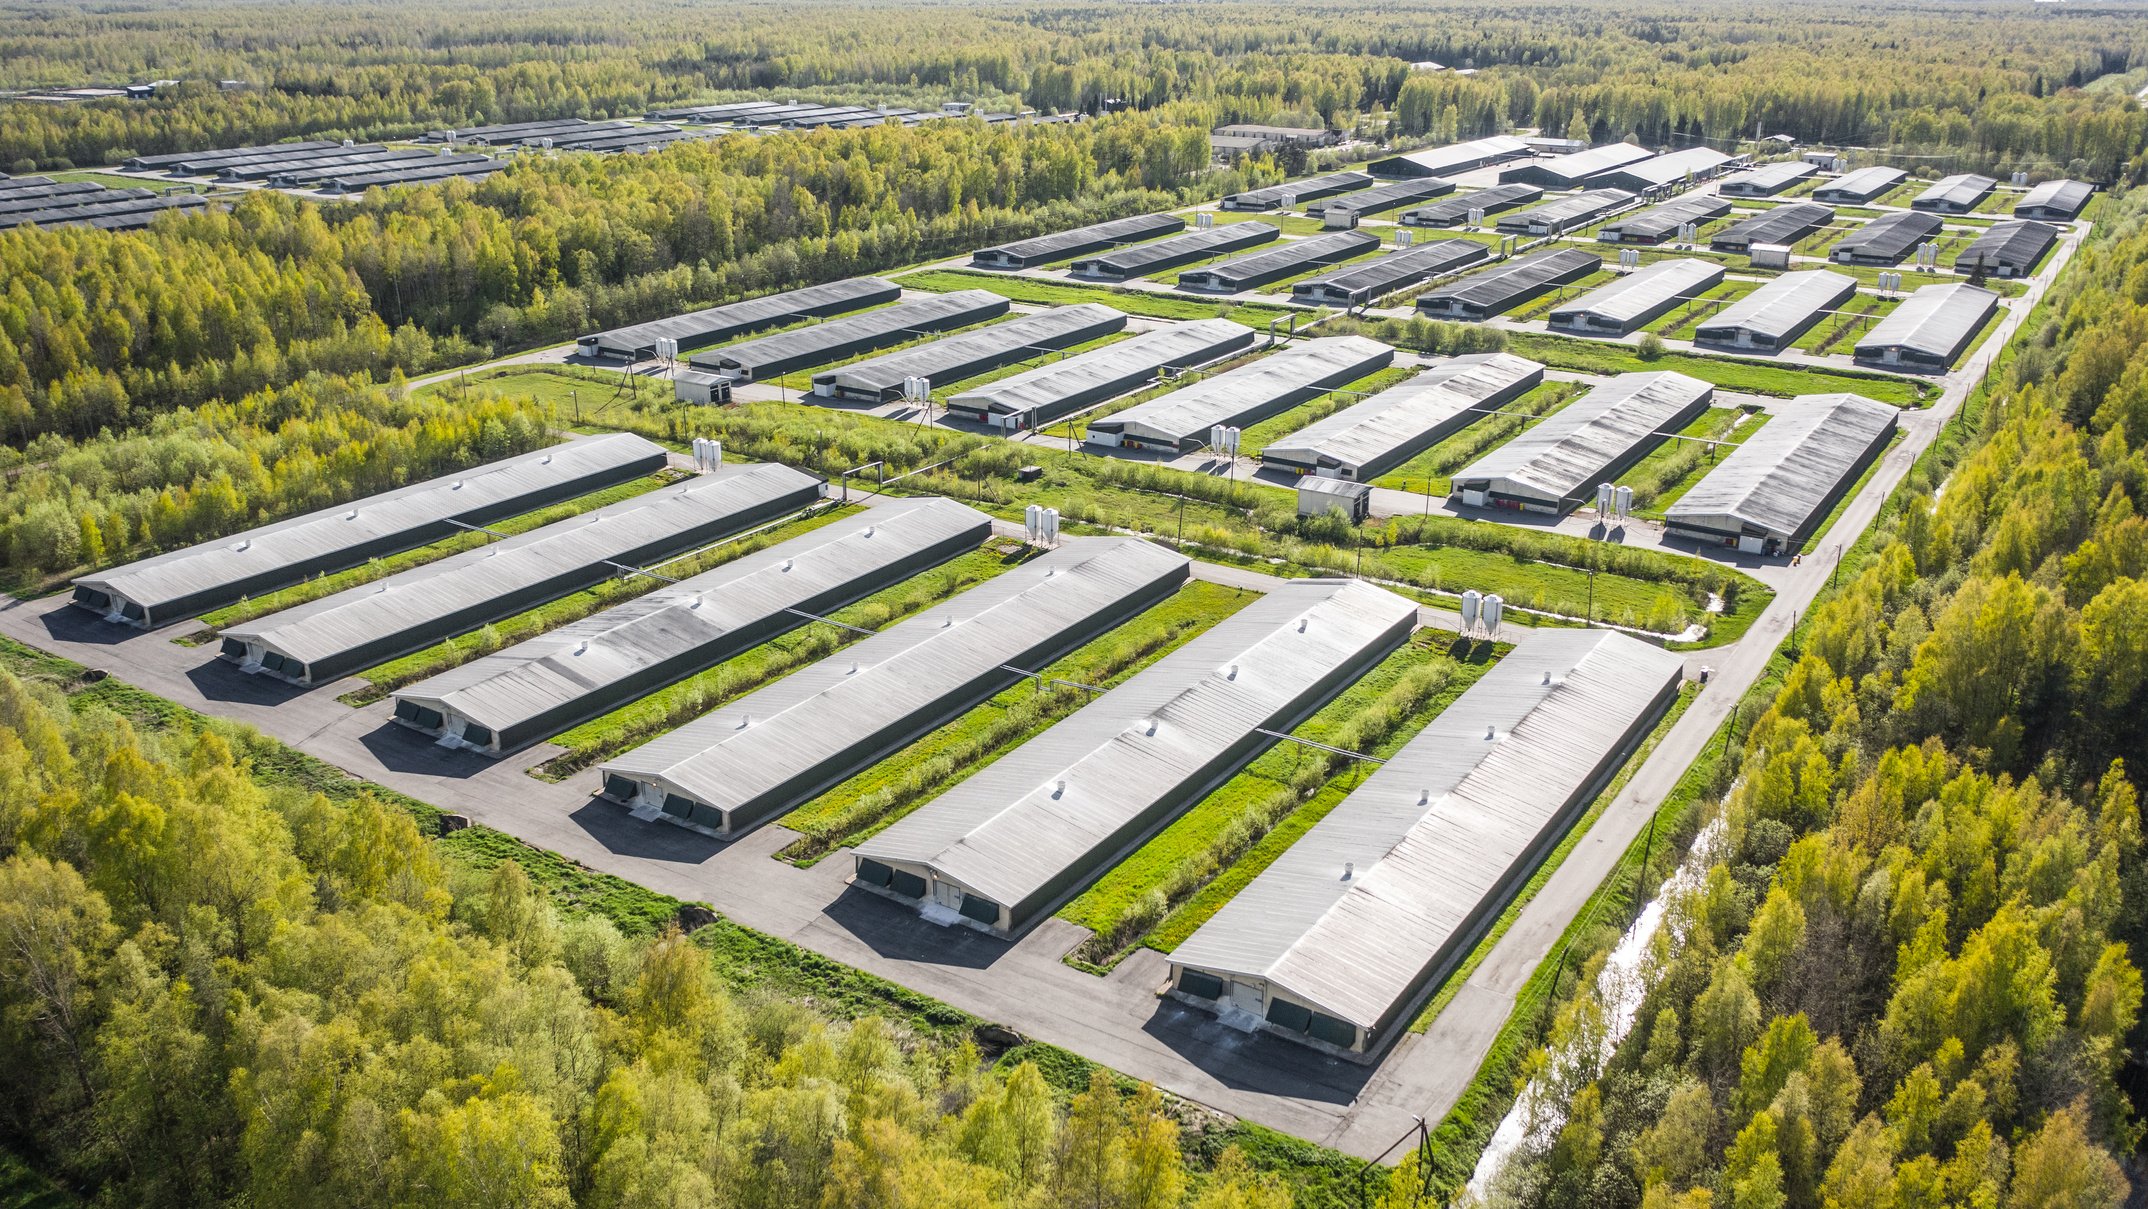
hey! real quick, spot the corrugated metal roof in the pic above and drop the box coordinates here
[1223,172,1372,210]
[1710,202,1834,249]
[392,498,989,732]
[1668,394,1897,540]
[222,464,822,668]
[688,291,1008,375]
[1718,161,1817,195]
[1911,173,1996,211]
[579,278,899,357]
[1597,194,1730,241]
[812,305,1127,398]
[605,537,1191,824]
[1454,372,1713,503]
[1697,270,1856,343]
[1829,210,1941,261]
[1290,241,1488,300]
[1550,258,1723,327]
[1304,178,1453,218]
[1089,337,1394,447]
[1170,629,1687,1029]
[1494,189,1633,232]
[1419,248,1603,313]
[1180,230,1383,289]
[1400,183,1542,227]
[1601,147,1734,190]
[1069,224,1277,278]
[1956,220,2057,274]
[1499,143,1651,186]
[1259,353,1546,476]
[972,213,1185,264]
[1372,136,1531,178]
[2016,178,2091,219]
[76,434,666,614]
[1854,282,1998,361]
[949,319,1254,419]
[855,579,1420,913]
[1813,165,1906,203]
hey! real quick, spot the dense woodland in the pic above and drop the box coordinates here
[1465,188,2148,1208]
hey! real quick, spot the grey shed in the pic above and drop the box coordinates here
[809,305,1128,403]
[945,319,1255,429]
[1086,337,1395,451]
[1452,372,1714,512]
[686,290,1009,382]
[1852,282,1998,372]
[575,277,900,360]
[1258,353,1546,481]
[1667,393,1898,553]
[971,213,1186,269]
[1693,270,1857,353]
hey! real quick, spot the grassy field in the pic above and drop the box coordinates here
[776,579,1256,861]
[1201,211,1344,237]
[530,539,1034,778]
[1791,294,1897,355]
[1368,380,1586,494]
[1649,280,1760,340]
[184,468,686,636]
[339,503,866,704]
[1502,331,1934,406]
[895,267,1302,328]
[1507,270,1618,322]
[1071,630,1500,965]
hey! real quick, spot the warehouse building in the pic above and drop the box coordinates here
[1493,189,1635,236]
[1594,147,1737,194]
[1220,172,1372,212]
[2014,179,2092,222]
[1369,135,1532,179]
[1812,165,1907,205]
[1828,210,1942,266]
[600,538,1189,838]
[1166,629,1686,1060]
[1068,224,1278,282]
[1302,178,1454,219]
[1416,248,1603,320]
[318,158,502,193]
[1708,202,1835,253]
[1852,282,1998,372]
[1086,337,1394,451]
[1451,372,1713,512]
[72,434,667,629]
[1548,258,1724,337]
[1910,173,1998,214]
[125,140,341,172]
[277,152,493,189]
[1693,270,1857,353]
[576,277,900,360]
[852,579,1419,937]
[1259,353,1545,481]
[0,188,210,232]
[1595,194,1731,244]
[945,319,1254,429]
[1717,160,1818,197]
[1177,230,1382,292]
[811,304,1127,403]
[1954,220,2058,278]
[1398,183,1543,228]
[1666,394,1897,553]
[389,499,990,754]
[217,465,823,686]
[686,290,1008,383]
[971,213,1185,269]
[1290,240,1489,307]
[1496,143,1652,190]
[420,119,598,145]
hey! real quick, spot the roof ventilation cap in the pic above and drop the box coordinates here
[575,639,589,655]
[1343,861,1354,881]
[864,525,875,537]
[1542,670,1553,685]
[1297,617,1308,633]
[1226,663,1239,681]
[234,539,250,552]
[1485,725,1497,740]
[1054,779,1067,797]
[736,714,750,729]
[452,480,463,490]
[1419,789,1430,805]
[782,558,794,572]
[346,509,359,520]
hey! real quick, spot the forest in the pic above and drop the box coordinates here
[1460,188,2148,1208]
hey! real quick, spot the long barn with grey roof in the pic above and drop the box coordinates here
[599,537,1190,839]
[1694,270,1857,353]
[1853,282,1997,372]
[852,578,1419,937]
[389,499,990,754]
[1910,173,1997,214]
[946,318,1254,428]
[1594,147,1736,193]
[1667,393,1897,553]
[1068,224,1278,282]
[971,213,1185,269]
[1452,372,1713,512]
[1708,202,1834,253]
[1829,210,1942,266]
[809,304,1127,402]
[217,464,823,685]
[1417,248,1602,320]
[1289,240,1488,307]
[2014,179,2091,221]
[1086,337,1394,452]
[1497,143,1651,190]
[1178,230,1382,292]
[1596,194,1730,244]
[1259,353,1545,481]
[1369,135,1531,179]
[1954,220,2057,278]
[576,277,899,360]
[1302,177,1454,219]
[1166,629,1686,1059]
[1717,160,1818,197]
[688,290,1009,382]
[1399,184,1542,228]
[71,434,667,629]
[1548,257,1723,336]
[1494,189,1633,236]
[1220,172,1372,212]
[1812,166,1907,205]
